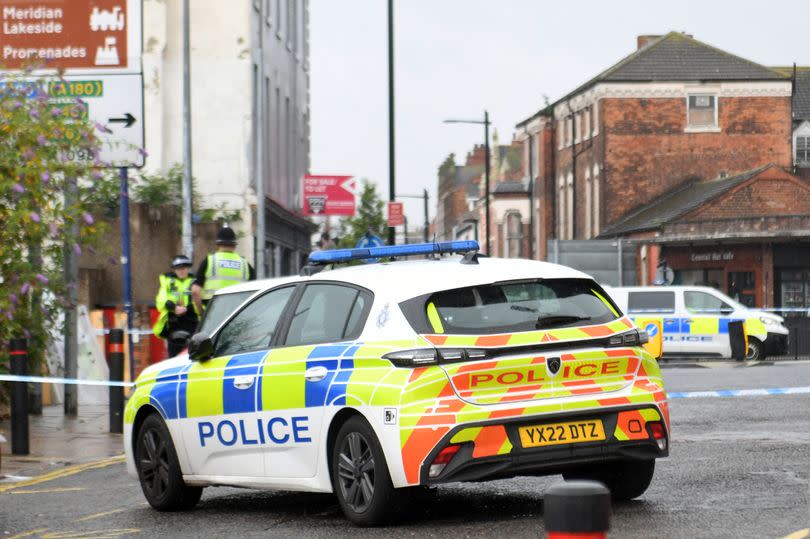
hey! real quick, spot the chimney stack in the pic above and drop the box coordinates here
[637,35,662,50]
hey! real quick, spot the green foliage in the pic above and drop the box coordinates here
[0,71,106,374]
[336,180,386,248]
[132,163,184,207]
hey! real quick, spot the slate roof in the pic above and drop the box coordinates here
[601,165,770,237]
[493,181,529,194]
[793,69,810,120]
[455,165,482,198]
[552,32,788,108]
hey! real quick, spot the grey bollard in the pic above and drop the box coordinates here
[545,480,611,538]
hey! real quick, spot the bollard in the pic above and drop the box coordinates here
[10,338,30,455]
[109,329,125,434]
[544,480,611,539]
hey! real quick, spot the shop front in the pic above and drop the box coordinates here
[660,244,770,307]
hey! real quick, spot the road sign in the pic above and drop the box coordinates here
[387,201,404,227]
[355,233,384,263]
[303,175,356,216]
[1,0,145,167]
[0,0,142,75]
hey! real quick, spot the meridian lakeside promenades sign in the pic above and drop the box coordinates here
[0,0,145,167]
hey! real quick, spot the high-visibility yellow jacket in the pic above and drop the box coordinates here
[202,251,250,300]
[153,272,197,338]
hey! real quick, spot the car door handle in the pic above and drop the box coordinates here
[233,375,255,390]
[305,366,328,382]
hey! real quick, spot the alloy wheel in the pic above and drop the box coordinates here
[337,431,376,513]
[139,427,171,500]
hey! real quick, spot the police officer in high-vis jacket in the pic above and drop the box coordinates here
[153,255,199,356]
[191,227,255,314]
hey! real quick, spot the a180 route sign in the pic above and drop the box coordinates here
[1,0,145,167]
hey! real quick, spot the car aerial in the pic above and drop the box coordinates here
[124,241,670,526]
[607,285,789,361]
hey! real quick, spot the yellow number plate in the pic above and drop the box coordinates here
[518,420,606,448]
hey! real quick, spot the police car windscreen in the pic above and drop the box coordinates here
[198,291,255,335]
[426,279,618,335]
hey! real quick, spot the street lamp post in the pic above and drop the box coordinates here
[443,111,491,254]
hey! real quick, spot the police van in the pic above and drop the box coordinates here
[124,241,670,526]
[607,286,788,361]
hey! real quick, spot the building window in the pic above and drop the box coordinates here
[565,117,573,147]
[557,175,565,238]
[687,94,717,129]
[574,112,581,143]
[558,119,564,149]
[796,136,810,165]
[592,102,599,135]
[566,172,574,240]
[584,169,591,239]
[584,108,591,140]
[592,164,600,237]
[504,212,523,258]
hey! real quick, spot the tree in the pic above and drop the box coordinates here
[336,180,386,248]
[0,71,105,380]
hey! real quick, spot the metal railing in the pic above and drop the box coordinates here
[759,308,810,361]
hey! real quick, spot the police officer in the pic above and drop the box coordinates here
[191,227,255,314]
[153,255,199,356]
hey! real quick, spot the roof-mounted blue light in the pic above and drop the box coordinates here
[307,240,480,266]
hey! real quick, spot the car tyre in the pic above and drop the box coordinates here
[745,338,762,361]
[562,459,655,501]
[331,416,402,526]
[135,413,203,511]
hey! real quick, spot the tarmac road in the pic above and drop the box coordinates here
[1,361,809,538]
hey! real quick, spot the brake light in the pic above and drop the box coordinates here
[429,444,461,478]
[383,348,488,367]
[647,421,667,451]
[607,329,646,347]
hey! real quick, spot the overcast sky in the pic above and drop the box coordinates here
[310,0,810,225]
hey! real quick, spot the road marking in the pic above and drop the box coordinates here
[12,487,84,494]
[669,386,810,399]
[75,509,126,522]
[0,456,125,494]
[782,530,809,539]
[7,529,48,539]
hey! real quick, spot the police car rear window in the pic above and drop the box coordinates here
[627,291,675,314]
[408,279,619,335]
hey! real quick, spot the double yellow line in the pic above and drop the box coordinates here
[0,455,125,494]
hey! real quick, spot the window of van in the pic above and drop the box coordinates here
[684,291,733,314]
[627,291,675,313]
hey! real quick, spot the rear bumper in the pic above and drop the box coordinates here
[764,333,789,356]
[420,405,668,486]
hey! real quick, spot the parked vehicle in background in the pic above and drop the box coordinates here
[607,286,788,361]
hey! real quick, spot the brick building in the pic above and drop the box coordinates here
[513,32,810,308]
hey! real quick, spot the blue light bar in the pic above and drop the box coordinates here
[308,240,480,265]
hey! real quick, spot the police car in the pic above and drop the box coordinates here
[124,241,669,526]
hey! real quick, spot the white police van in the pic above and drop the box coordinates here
[607,286,788,361]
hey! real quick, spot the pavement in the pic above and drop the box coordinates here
[0,404,124,482]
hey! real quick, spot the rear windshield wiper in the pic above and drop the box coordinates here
[535,315,591,329]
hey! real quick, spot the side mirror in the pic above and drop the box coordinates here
[188,333,214,362]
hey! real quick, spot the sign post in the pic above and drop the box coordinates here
[1,0,145,402]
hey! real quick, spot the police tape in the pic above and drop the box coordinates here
[0,374,134,388]
[668,386,810,399]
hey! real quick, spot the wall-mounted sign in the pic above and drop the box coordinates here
[387,201,404,227]
[690,252,734,263]
[303,175,356,216]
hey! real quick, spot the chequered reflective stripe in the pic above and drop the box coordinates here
[424,317,635,347]
[613,408,661,441]
[450,425,512,458]
[630,316,766,339]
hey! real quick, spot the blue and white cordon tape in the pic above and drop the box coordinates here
[0,374,134,388]
[0,374,808,398]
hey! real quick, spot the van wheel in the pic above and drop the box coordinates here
[331,416,401,526]
[746,338,762,361]
[562,459,655,501]
[135,414,203,511]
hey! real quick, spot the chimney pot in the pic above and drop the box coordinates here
[637,34,662,50]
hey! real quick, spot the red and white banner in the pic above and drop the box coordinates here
[302,175,356,216]
[387,201,404,227]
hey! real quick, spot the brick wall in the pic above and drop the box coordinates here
[602,96,792,224]
[687,175,810,220]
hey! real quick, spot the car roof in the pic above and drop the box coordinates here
[212,257,594,303]
[608,285,720,293]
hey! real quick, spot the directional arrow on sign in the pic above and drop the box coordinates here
[108,113,136,128]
